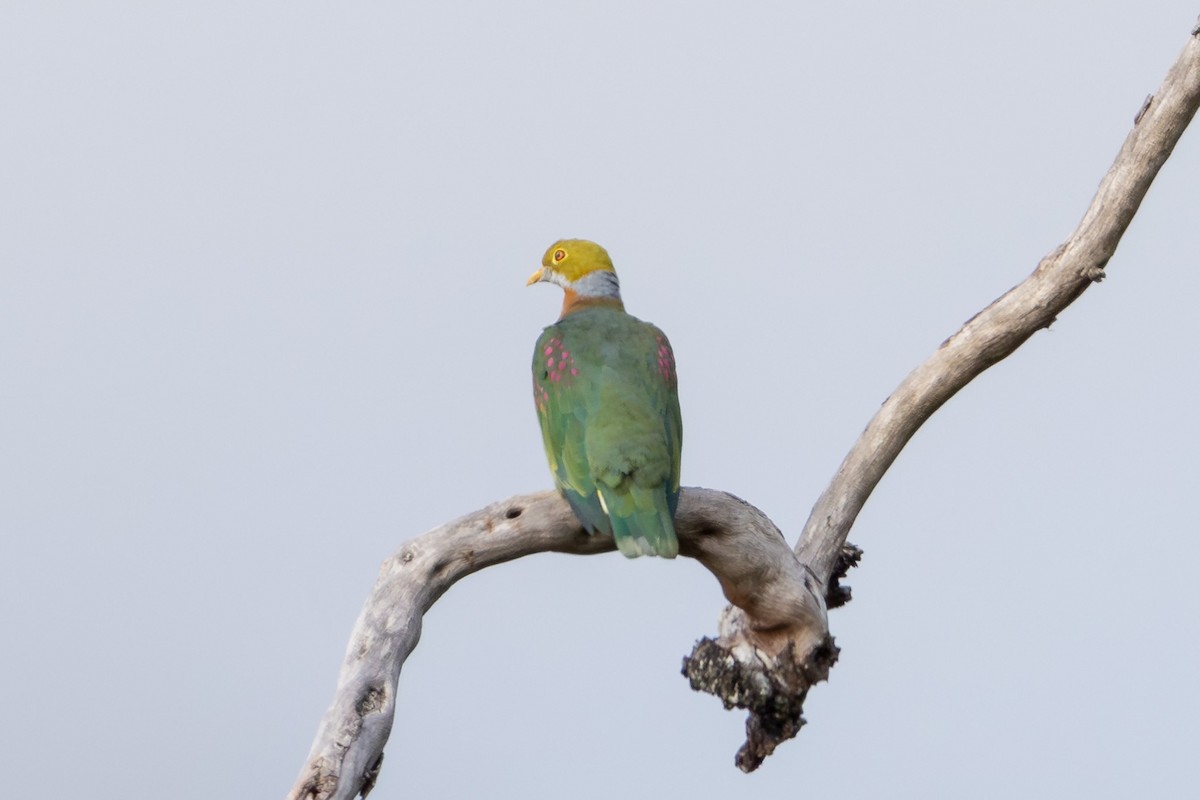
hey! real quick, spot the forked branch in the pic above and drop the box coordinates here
[289,20,1200,799]
[690,19,1200,770]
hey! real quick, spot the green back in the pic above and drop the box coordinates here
[532,306,682,557]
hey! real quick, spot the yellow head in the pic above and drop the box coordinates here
[526,239,616,288]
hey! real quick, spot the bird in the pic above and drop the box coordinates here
[526,239,682,558]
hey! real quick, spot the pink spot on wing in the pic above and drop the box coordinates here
[654,340,676,384]
[537,338,582,387]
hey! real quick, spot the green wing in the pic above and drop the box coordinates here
[533,323,610,535]
[532,310,682,558]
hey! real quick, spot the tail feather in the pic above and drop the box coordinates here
[598,486,679,559]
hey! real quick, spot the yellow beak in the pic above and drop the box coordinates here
[526,267,546,286]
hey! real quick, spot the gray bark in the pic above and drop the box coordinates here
[287,489,825,800]
[289,20,1200,799]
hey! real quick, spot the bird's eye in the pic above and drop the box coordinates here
[553,249,567,263]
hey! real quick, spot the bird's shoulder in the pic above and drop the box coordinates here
[535,308,676,390]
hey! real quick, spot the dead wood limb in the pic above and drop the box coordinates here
[290,20,1200,797]
[684,17,1200,772]
[795,19,1200,584]
[287,488,823,800]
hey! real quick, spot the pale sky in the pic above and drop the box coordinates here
[2,3,1198,798]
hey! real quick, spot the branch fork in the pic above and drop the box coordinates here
[290,21,1200,800]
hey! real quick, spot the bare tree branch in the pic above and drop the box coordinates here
[794,22,1200,584]
[288,489,824,800]
[290,20,1200,798]
[683,18,1200,771]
